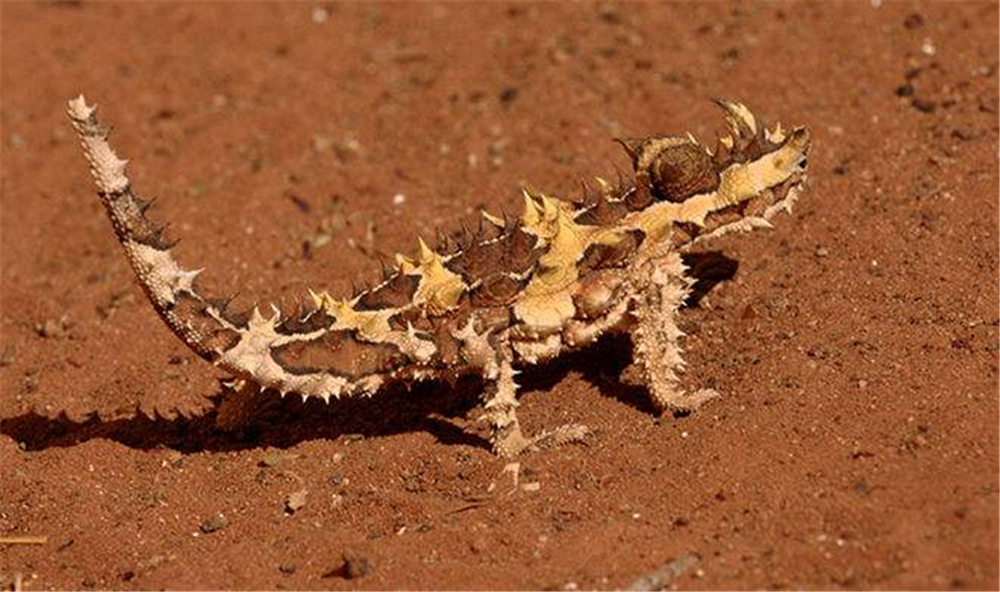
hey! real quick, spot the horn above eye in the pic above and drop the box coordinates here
[613,137,645,167]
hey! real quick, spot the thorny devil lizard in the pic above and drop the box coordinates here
[67,96,810,457]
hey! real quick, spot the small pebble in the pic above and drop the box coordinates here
[36,319,67,339]
[340,552,373,579]
[286,489,308,514]
[911,98,936,113]
[311,6,329,23]
[260,453,284,468]
[199,513,228,534]
[499,87,519,104]
[470,538,488,554]
[951,128,975,141]
[0,348,16,367]
[312,135,334,153]
[903,13,924,29]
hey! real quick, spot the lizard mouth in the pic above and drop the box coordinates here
[671,169,808,249]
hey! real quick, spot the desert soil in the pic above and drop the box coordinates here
[1,1,998,590]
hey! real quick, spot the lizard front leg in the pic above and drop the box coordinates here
[481,343,533,457]
[481,339,590,456]
[454,319,587,456]
[629,250,720,414]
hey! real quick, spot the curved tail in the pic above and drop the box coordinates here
[68,96,387,402]
[68,96,244,361]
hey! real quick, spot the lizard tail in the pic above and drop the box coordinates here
[67,95,247,363]
[68,96,371,402]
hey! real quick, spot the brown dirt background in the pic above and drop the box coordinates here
[1,1,998,590]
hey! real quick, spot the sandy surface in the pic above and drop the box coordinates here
[1,1,997,590]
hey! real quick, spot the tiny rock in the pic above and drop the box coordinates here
[286,489,308,514]
[199,513,228,534]
[36,318,68,339]
[311,6,329,23]
[312,135,334,153]
[259,453,284,468]
[339,551,373,579]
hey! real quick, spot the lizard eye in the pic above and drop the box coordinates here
[649,143,720,203]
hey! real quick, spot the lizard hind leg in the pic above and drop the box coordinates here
[629,252,720,414]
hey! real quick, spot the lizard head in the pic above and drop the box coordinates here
[616,99,810,249]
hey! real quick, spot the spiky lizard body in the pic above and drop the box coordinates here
[68,96,810,457]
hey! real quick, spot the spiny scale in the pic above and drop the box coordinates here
[67,95,810,457]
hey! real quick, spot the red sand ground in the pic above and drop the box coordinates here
[1,2,997,590]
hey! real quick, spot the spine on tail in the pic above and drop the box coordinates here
[68,96,364,402]
[67,96,241,362]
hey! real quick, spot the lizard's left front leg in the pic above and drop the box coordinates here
[629,250,720,414]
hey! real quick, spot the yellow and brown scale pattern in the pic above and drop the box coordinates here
[272,99,807,387]
[276,184,642,383]
[214,118,799,389]
[68,93,810,439]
